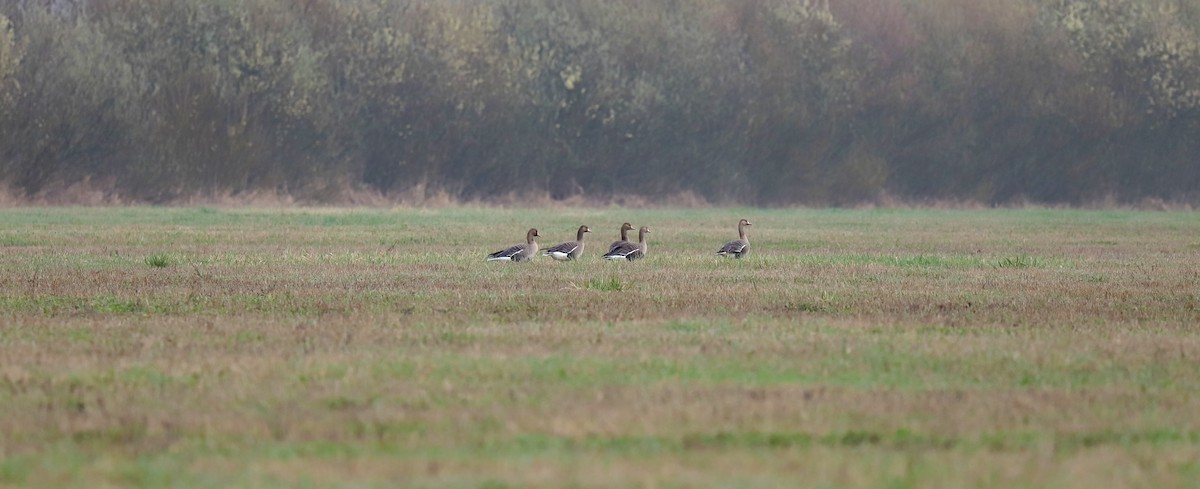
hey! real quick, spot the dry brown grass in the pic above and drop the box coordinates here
[1,207,1198,488]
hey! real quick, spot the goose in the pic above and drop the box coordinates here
[716,219,752,258]
[603,226,649,261]
[542,225,590,261]
[607,222,634,253]
[486,228,540,262]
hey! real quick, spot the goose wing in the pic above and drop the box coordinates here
[543,241,581,260]
[602,241,638,260]
[716,239,749,256]
[606,241,632,257]
[543,241,580,255]
[487,244,526,261]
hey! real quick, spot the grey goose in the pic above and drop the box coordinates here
[543,225,590,261]
[486,228,540,262]
[716,219,752,258]
[603,226,649,261]
[607,222,634,253]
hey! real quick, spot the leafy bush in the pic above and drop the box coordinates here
[0,0,1197,205]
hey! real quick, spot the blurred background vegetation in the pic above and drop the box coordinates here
[0,0,1197,206]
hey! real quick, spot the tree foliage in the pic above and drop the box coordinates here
[1,0,1197,205]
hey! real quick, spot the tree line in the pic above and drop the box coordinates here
[1,0,1198,205]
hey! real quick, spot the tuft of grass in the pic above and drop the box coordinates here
[824,254,987,269]
[0,235,34,247]
[586,275,625,292]
[144,253,172,268]
[994,255,1041,269]
[91,295,145,314]
[784,302,827,313]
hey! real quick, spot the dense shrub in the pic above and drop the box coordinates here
[0,0,1197,205]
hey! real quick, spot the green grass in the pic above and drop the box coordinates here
[1,207,1200,488]
[586,274,625,291]
[994,255,1042,269]
[144,253,172,268]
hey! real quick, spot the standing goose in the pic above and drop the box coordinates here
[542,225,590,261]
[603,226,650,261]
[607,222,634,253]
[716,219,752,259]
[486,228,540,262]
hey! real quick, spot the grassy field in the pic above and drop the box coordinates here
[1,206,1198,488]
